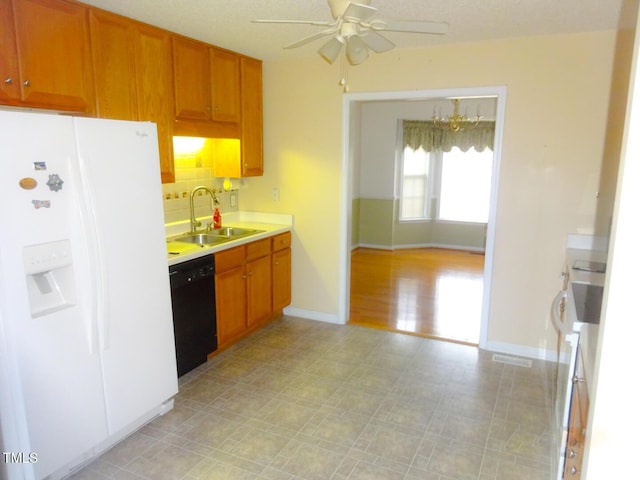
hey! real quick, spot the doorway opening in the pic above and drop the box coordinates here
[338,86,507,349]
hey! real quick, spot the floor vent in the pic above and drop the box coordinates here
[492,354,532,368]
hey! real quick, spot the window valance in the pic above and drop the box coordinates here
[403,120,495,152]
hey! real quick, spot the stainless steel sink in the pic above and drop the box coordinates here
[208,227,264,237]
[169,227,264,247]
[171,233,231,246]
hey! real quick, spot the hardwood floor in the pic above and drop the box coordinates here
[349,247,485,345]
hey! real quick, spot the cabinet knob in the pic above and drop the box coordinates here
[4,77,13,85]
[569,465,579,475]
[23,80,31,87]
[572,376,584,384]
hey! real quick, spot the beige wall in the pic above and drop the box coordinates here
[241,31,615,356]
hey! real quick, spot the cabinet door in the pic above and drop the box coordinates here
[12,0,95,113]
[173,36,211,121]
[246,255,271,328]
[240,56,263,176]
[215,266,247,346]
[90,10,137,120]
[272,248,291,312]
[210,48,240,123]
[132,23,175,183]
[0,0,20,102]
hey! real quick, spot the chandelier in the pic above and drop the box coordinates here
[432,99,481,132]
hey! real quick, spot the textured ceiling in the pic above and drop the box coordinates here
[79,0,623,62]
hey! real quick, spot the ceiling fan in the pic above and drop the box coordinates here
[254,0,449,66]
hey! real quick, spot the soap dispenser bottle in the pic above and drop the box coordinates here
[213,206,222,229]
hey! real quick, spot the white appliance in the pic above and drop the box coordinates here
[551,265,604,479]
[551,289,580,480]
[0,111,178,480]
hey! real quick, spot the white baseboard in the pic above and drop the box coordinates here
[483,340,557,362]
[353,242,485,253]
[283,306,343,325]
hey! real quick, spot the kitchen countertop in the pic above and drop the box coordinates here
[166,211,293,266]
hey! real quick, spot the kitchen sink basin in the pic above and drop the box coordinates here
[208,227,264,237]
[171,233,231,246]
[169,227,264,247]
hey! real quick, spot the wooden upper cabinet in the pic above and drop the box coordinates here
[172,36,211,121]
[89,9,137,120]
[10,0,95,113]
[240,56,264,176]
[132,23,175,183]
[212,56,263,178]
[0,0,21,102]
[172,38,241,124]
[210,48,240,123]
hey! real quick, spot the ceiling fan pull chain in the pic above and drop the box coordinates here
[340,46,349,92]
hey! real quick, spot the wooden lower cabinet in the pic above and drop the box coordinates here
[215,261,247,344]
[272,232,292,311]
[214,233,291,350]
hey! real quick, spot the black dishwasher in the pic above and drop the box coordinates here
[169,256,217,377]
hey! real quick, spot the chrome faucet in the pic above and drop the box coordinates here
[189,186,218,233]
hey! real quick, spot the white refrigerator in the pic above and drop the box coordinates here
[0,111,178,480]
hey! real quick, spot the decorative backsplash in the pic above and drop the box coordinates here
[162,149,240,224]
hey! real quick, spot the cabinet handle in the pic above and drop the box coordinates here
[4,77,13,85]
[23,80,31,87]
[572,376,585,384]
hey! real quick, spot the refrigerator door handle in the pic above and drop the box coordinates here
[551,289,571,337]
[74,154,110,353]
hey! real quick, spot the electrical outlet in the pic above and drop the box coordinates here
[272,188,280,202]
[230,192,237,207]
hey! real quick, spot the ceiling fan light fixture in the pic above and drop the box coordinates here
[318,36,344,64]
[346,35,369,65]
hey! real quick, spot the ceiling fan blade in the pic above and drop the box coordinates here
[342,2,377,22]
[283,27,338,49]
[361,31,395,53]
[252,19,335,27]
[372,19,449,35]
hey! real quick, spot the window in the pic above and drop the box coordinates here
[400,146,430,219]
[400,146,492,223]
[439,147,493,223]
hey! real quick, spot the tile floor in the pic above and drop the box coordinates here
[69,316,554,480]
